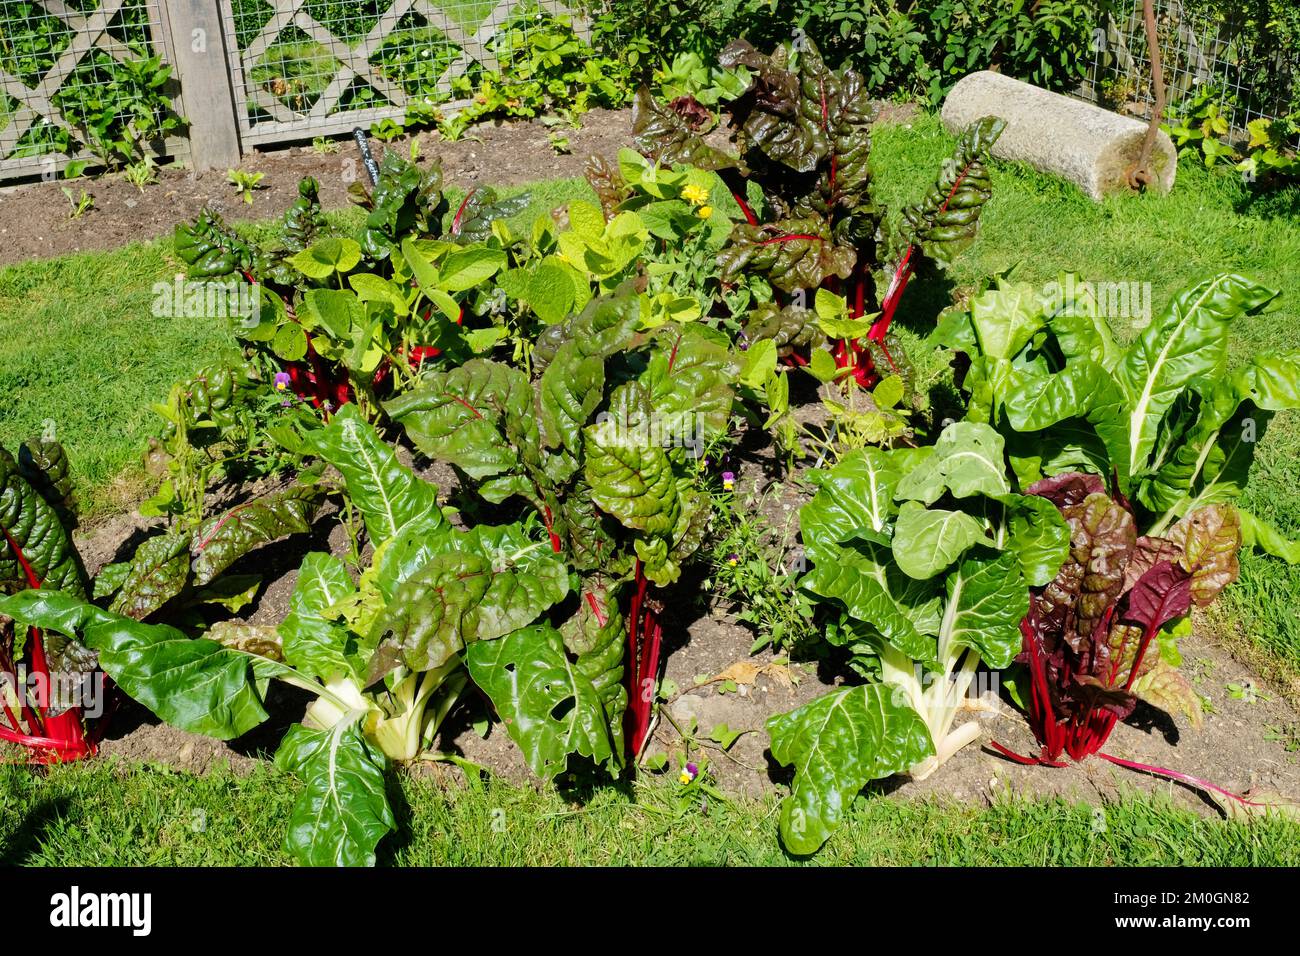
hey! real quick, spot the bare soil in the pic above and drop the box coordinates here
[0,108,634,267]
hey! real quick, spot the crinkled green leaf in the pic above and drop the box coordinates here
[275,720,395,867]
[942,551,1028,670]
[1004,493,1072,587]
[800,447,930,555]
[802,540,938,661]
[767,684,933,854]
[466,624,620,781]
[17,438,77,529]
[0,448,87,596]
[584,419,681,538]
[369,525,568,678]
[304,404,443,544]
[110,532,191,619]
[191,483,324,586]
[631,86,739,171]
[279,552,355,681]
[718,220,855,294]
[899,116,1004,268]
[387,359,531,480]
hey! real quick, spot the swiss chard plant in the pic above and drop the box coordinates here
[173,155,525,416]
[388,285,739,759]
[633,37,1005,390]
[1001,473,1237,766]
[0,431,321,763]
[768,420,1069,853]
[0,405,592,864]
[933,272,1300,557]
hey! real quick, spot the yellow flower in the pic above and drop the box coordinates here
[696,205,713,220]
[681,183,709,206]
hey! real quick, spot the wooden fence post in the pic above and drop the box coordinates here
[163,0,242,171]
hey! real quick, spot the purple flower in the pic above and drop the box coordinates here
[722,470,735,491]
[274,371,291,391]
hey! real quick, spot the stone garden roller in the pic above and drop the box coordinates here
[941,70,1178,201]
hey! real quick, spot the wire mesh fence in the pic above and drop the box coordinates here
[1084,0,1298,136]
[220,0,581,147]
[0,0,181,174]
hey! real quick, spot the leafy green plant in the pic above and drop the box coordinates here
[1166,90,1300,187]
[51,53,183,168]
[388,286,740,759]
[227,168,266,205]
[0,430,322,764]
[770,420,1065,853]
[732,0,1109,107]
[634,38,1004,391]
[431,14,632,141]
[708,483,817,654]
[934,273,1300,555]
[0,406,581,864]
[60,186,93,219]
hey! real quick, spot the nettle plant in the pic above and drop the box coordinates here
[387,286,739,757]
[770,421,1067,853]
[632,37,1005,391]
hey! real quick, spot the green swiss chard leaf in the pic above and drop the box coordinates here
[387,359,532,480]
[767,683,933,854]
[110,532,191,619]
[891,501,985,580]
[0,448,87,596]
[898,116,1005,269]
[718,221,855,294]
[584,419,682,538]
[369,525,568,677]
[275,719,395,867]
[801,540,938,661]
[894,422,1010,505]
[304,405,444,544]
[279,552,356,681]
[941,551,1028,670]
[191,483,324,586]
[0,589,268,739]
[17,438,78,529]
[1116,273,1277,479]
[466,624,621,780]
[1003,494,1071,587]
[631,86,739,171]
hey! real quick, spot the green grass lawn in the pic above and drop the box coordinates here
[3,759,1296,866]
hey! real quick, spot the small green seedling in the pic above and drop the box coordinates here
[227,169,266,205]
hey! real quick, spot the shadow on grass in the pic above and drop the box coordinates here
[1,793,73,866]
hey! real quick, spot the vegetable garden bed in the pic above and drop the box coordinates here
[3,37,1300,866]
